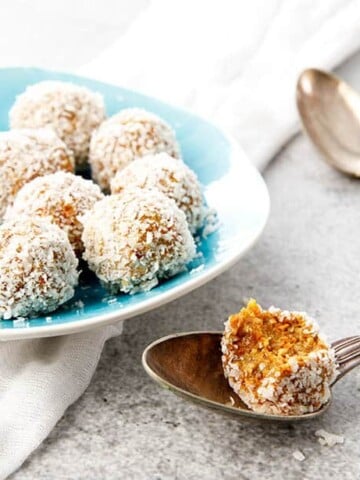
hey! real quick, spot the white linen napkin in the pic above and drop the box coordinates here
[2,1,360,478]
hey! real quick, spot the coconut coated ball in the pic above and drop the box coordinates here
[222,300,337,416]
[0,128,74,218]
[0,217,78,319]
[111,153,204,233]
[5,171,104,255]
[89,108,180,191]
[81,188,195,294]
[9,81,106,167]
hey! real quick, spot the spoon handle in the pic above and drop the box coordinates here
[332,336,360,385]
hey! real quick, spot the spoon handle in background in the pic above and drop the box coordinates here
[332,336,360,384]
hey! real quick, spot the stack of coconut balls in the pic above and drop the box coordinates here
[0,81,204,320]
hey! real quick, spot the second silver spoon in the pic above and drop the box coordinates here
[297,68,360,176]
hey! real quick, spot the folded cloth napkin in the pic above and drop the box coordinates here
[2,0,360,478]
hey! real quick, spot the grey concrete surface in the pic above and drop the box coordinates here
[2,3,360,477]
[11,133,360,479]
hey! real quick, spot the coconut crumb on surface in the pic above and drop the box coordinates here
[292,450,306,462]
[315,429,344,447]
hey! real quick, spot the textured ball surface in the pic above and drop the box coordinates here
[6,171,104,255]
[89,108,180,191]
[0,128,74,218]
[111,153,203,233]
[81,188,196,294]
[222,300,337,416]
[0,217,78,319]
[9,81,105,167]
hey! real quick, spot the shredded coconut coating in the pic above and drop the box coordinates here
[0,128,74,219]
[221,299,337,416]
[5,171,104,255]
[9,81,105,167]
[0,217,78,319]
[81,188,196,294]
[111,153,203,233]
[89,108,180,192]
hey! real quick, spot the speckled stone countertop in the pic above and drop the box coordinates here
[12,85,360,479]
[3,2,360,477]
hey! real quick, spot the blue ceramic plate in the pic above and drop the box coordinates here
[0,68,270,340]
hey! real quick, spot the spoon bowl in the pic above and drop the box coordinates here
[142,331,332,422]
[297,68,360,176]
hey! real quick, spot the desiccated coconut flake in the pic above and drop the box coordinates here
[315,429,344,447]
[202,207,220,238]
[292,450,305,462]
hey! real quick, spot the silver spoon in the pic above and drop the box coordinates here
[297,68,360,176]
[142,331,360,422]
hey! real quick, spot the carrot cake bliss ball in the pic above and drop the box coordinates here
[89,108,180,191]
[9,81,105,168]
[111,153,204,233]
[81,188,195,294]
[0,128,74,218]
[5,171,104,255]
[222,299,337,415]
[0,218,78,320]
